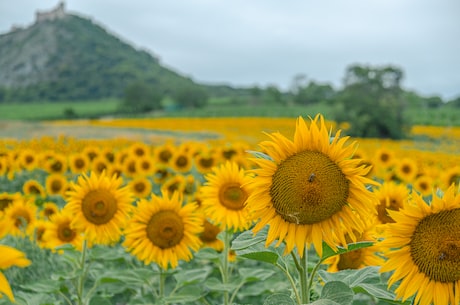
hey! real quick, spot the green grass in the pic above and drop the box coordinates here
[0,99,120,120]
[158,103,336,118]
[1,98,459,127]
[404,106,460,126]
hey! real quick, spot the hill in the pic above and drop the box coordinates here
[0,3,243,102]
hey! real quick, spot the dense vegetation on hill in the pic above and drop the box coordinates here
[0,13,248,102]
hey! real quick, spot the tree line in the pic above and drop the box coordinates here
[120,64,459,139]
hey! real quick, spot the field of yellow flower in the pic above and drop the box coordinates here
[0,116,459,305]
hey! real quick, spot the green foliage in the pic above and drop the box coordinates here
[171,85,209,109]
[229,226,406,305]
[447,96,460,108]
[0,15,197,102]
[120,82,164,113]
[333,64,409,139]
[293,81,336,105]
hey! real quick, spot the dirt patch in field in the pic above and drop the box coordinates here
[0,120,221,144]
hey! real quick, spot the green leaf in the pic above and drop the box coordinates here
[88,245,128,261]
[321,281,353,305]
[238,267,276,282]
[239,250,280,264]
[163,285,204,303]
[232,227,281,264]
[263,293,295,305]
[309,299,341,305]
[205,277,239,292]
[89,296,112,305]
[194,247,221,262]
[321,241,374,261]
[231,228,268,251]
[355,283,397,301]
[346,266,381,287]
[318,266,381,287]
[174,267,211,286]
[20,281,61,293]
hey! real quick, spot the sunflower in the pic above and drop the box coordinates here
[43,210,84,251]
[136,156,155,175]
[127,176,152,198]
[39,201,60,220]
[161,175,186,196]
[100,148,116,164]
[379,184,460,305]
[129,142,151,158]
[45,173,69,196]
[82,146,100,162]
[374,182,410,224]
[18,149,39,171]
[123,191,203,269]
[3,197,38,237]
[170,150,193,173]
[199,218,224,251]
[153,142,175,165]
[64,171,133,245]
[42,153,68,174]
[413,175,435,197]
[200,161,254,231]
[0,192,22,216]
[394,157,419,183]
[373,147,395,169]
[107,164,124,179]
[122,156,139,178]
[23,179,46,198]
[68,153,91,174]
[0,245,31,302]
[246,115,378,257]
[194,150,220,174]
[33,219,48,247]
[91,156,110,175]
[440,165,460,189]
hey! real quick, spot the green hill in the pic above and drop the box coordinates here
[0,5,231,102]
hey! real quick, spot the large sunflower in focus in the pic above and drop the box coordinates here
[247,114,378,257]
[200,161,254,231]
[123,191,203,269]
[380,184,460,305]
[64,171,133,245]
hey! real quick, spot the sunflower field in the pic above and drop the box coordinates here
[0,115,459,305]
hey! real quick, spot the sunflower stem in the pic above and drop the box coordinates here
[299,247,309,304]
[275,262,301,305]
[221,228,231,305]
[306,259,322,300]
[76,239,87,305]
[159,267,167,303]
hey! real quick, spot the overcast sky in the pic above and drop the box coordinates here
[1,0,459,100]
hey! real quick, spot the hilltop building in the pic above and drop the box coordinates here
[35,1,66,23]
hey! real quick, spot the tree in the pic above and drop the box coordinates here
[263,85,285,104]
[120,82,164,113]
[172,85,208,108]
[293,81,336,105]
[424,96,443,108]
[333,64,408,139]
[447,96,460,108]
